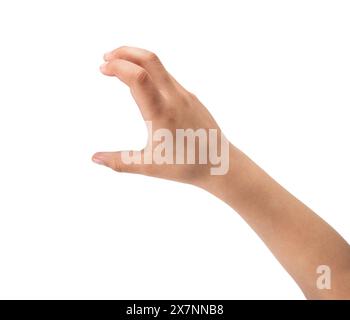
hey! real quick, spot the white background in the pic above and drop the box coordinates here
[0,0,349,299]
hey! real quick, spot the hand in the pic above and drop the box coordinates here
[92,46,350,299]
[92,46,230,187]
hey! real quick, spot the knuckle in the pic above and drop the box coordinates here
[112,158,123,172]
[186,90,198,101]
[134,69,149,85]
[144,51,160,63]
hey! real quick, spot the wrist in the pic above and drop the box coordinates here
[198,144,269,212]
[197,144,245,200]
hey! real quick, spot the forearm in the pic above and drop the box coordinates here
[202,145,350,299]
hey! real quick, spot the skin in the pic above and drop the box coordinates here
[92,46,350,299]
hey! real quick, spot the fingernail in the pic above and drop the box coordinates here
[99,62,108,72]
[104,52,113,60]
[92,155,106,165]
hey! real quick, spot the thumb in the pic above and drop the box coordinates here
[92,151,145,174]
